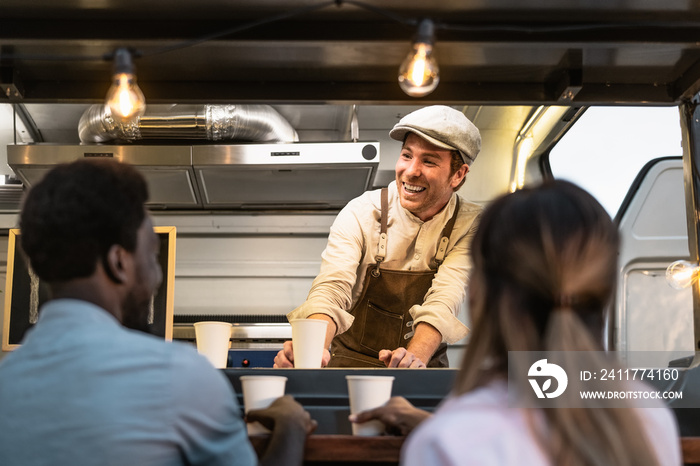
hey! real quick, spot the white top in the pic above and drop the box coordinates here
[402,380,682,466]
[287,181,482,344]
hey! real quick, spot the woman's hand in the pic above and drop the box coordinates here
[348,396,431,436]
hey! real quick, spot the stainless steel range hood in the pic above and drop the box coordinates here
[7,141,380,210]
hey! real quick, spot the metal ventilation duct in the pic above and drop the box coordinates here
[78,104,299,144]
[9,104,379,211]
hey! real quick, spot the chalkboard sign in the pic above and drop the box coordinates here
[1,226,176,350]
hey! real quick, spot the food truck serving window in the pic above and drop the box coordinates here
[1,226,177,350]
[548,106,682,217]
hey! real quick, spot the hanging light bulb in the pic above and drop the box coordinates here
[398,19,440,98]
[666,260,700,289]
[105,48,146,122]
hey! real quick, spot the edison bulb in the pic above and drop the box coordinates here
[666,260,700,289]
[398,42,439,98]
[106,73,146,122]
[104,48,146,122]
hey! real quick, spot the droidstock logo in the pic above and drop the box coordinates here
[528,358,568,399]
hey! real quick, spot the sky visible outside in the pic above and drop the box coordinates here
[548,106,683,217]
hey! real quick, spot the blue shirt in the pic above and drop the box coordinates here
[0,299,256,466]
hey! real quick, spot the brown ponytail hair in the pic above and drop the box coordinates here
[455,180,661,466]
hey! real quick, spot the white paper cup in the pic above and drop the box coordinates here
[346,375,395,436]
[240,375,288,435]
[193,321,232,369]
[290,318,329,368]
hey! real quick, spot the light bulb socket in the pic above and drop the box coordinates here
[414,19,435,45]
[112,48,136,75]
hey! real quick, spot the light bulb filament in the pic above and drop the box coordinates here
[116,75,136,118]
[410,45,428,86]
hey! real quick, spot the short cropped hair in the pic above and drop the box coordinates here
[19,159,149,282]
[449,150,467,191]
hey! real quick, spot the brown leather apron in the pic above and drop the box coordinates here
[328,188,460,368]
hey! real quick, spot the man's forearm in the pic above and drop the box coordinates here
[259,417,309,466]
[308,313,338,348]
[406,322,442,364]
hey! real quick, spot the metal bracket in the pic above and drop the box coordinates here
[0,67,24,101]
[547,49,583,103]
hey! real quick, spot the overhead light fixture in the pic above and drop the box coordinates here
[666,260,700,289]
[398,19,440,98]
[105,48,146,122]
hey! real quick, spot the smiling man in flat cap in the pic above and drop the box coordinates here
[276,105,482,368]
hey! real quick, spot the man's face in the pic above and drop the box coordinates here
[121,215,163,332]
[395,133,468,221]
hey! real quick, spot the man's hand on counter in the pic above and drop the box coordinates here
[378,348,426,368]
[273,341,331,368]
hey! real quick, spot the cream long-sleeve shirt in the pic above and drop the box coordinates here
[287,181,481,344]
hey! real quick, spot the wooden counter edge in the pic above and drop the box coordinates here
[249,434,405,462]
[683,437,700,464]
[251,435,700,464]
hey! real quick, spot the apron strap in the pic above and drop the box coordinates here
[434,196,460,266]
[375,189,460,270]
[375,187,388,264]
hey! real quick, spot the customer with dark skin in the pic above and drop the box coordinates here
[0,159,315,466]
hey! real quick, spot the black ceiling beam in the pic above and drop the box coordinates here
[16,79,675,106]
[673,55,700,102]
[2,18,700,44]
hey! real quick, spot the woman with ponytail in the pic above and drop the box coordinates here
[351,180,681,466]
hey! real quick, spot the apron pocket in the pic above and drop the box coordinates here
[360,302,403,353]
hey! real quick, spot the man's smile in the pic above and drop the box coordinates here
[402,182,426,194]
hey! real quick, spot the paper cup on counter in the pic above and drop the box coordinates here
[240,375,288,435]
[346,375,394,436]
[290,318,328,368]
[193,321,232,369]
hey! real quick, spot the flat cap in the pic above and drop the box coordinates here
[389,105,481,166]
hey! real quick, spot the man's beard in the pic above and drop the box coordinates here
[122,294,154,334]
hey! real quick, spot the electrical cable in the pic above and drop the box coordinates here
[141,1,338,57]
